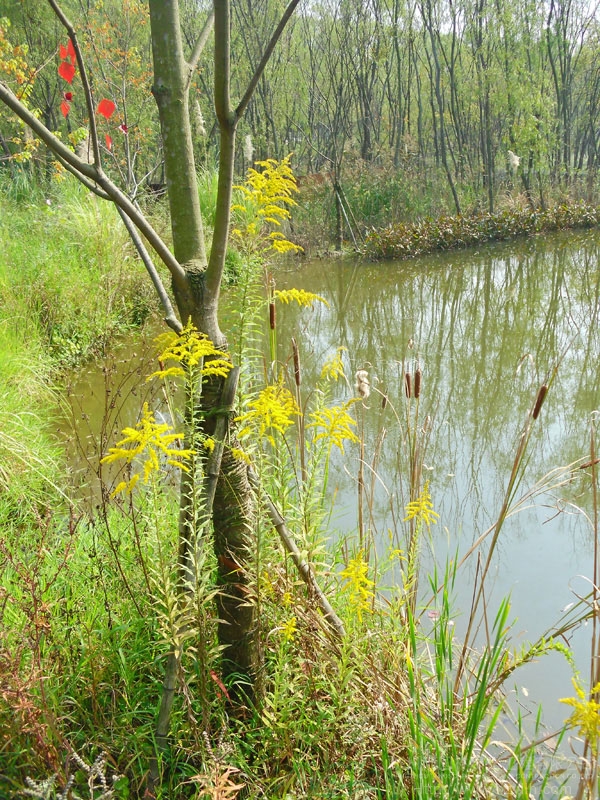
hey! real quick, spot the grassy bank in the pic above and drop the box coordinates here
[1,176,599,800]
[365,203,600,261]
[0,173,156,367]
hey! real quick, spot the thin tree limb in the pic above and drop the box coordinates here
[235,0,302,120]
[116,207,182,333]
[186,8,215,91]
[247,467,346,641]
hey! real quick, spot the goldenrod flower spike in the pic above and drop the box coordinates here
[560,678,600,756]
[274,288,329,308]
[149,320,232,381]
[403,480,440,530]
[236,384,300,446]
[232,154,303,253]
[339,551,375,622]
[308,400,360,455]
[281,616,297,642]
[101,402,193,495]
[320,347,347,382]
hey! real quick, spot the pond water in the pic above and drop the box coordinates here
[62,229,600,759]
[266,231,600,740]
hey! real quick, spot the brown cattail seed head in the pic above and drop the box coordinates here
[381,393,388,409]
[532,384,548,420]
[269,301,276,330]
[292,337,301,387]
[405,372,412,398]
[414,369,422,399]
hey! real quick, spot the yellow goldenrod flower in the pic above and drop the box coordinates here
[203,437,215,453]
[308,400,360,455]
[389,547,405,563]
[236,384,300,446]
[235,155,299,220]
[269,232,304,254]
[281,616,297,642]
[274,288,329,308]
[260,570,275,598]
[282,591,293,608]
[232,154,303,253]
[403,481,440,530]
[320,347,347,381]
[101,402,192,495]
[560,678,600,755]
[231,447,251,464]
[339,551,375,622]
[150,320,231,380]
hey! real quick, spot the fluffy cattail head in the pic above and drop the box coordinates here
[244,134,254,163]
[355,369,370,399]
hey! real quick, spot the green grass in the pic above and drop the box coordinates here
[0,172,156,366]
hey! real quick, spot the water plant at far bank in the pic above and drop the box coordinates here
[365,202,600,261]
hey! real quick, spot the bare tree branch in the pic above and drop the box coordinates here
[186,7,215,91]
[247,467,346,641]
[116,207,182,333]
[235,0,302,120]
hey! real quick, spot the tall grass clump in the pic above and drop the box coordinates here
[0,174,156,365]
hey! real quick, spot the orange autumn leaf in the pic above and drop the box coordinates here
[59,39,76,65]
[97,98,116,119]
[58,60,75,84]
[60,100,70,117]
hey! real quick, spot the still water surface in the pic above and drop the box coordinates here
[64,229,600,746]
[266,230,600,742]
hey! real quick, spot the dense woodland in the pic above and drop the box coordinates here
[3,0,600,226]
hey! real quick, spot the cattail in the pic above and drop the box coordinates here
[243,133,254,163]
[381,393,388,409]
[355,369,370,399]
[405,372,412,398]
[194,100,206,137]
[532,384,548,420]
[414,368,422,399]
[292,337,301,387]
[269,301,276,330]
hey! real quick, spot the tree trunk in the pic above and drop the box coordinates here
[149,0,257,700]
